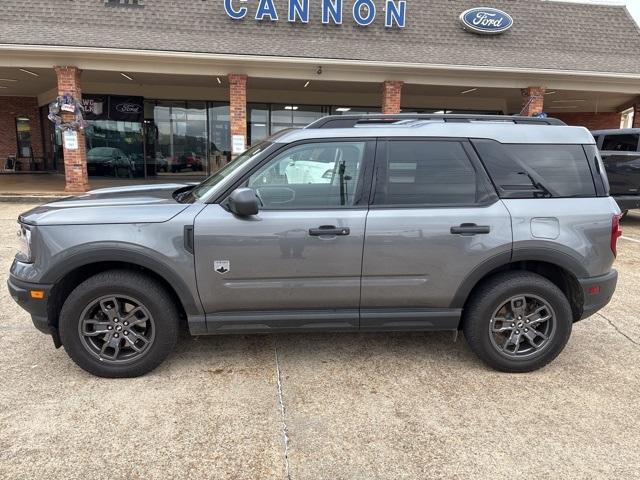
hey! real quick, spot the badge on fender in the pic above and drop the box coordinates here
[214,260,230,274]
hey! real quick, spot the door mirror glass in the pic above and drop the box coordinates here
[227,188,259,216]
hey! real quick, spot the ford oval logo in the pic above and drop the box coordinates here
[459,7,513,35]
[115,103,141,113]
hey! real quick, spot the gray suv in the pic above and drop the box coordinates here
[8,115,621,377]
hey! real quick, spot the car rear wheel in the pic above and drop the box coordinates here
[59,270,179,378]
[463,271,572,372]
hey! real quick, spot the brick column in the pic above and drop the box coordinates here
[633,103,640,128]
[381,81,403,114]
[228,74,247,155]
[54,66,89,192]
[520,86,546,117]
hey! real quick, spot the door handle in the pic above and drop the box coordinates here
[450,223,491,235]
[309,225,350,236]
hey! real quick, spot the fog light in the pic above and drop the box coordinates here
[30,290,45,299]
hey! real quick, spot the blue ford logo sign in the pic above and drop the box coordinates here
[459,7,513,35]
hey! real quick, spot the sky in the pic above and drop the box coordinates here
[548,0,640,26]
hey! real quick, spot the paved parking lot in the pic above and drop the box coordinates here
[1,203,639,479]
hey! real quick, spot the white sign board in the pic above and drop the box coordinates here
[63,130,78,150]
[232,134,246,154]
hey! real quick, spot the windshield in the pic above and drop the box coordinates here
[186,142,271,201]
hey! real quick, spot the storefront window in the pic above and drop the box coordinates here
[248,103,269,146]
[270,104,325,133]
[15,117,32,158]
[84,95,145,178]
[208,102,231,171]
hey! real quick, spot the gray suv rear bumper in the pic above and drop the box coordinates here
[578,269,618,320]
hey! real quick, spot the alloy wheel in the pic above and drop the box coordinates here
[488,294,556,358]
[78,295,155,363]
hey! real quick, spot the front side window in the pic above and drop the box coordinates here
[601,134,639,152]
[372,140,488,206]
[248,141,366,209]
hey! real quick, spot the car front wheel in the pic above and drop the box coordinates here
[463,271,573,372]
[59,270,179,378]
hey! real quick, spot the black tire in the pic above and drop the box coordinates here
[59,270,179,378]
[463,271,572,373]
[620,210,629,221]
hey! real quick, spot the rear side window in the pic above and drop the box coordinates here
[472,140,596,198]
[601,134,639,152]
[372,140,492,206]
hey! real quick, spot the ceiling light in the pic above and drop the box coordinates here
[545,91,557,95]
[549,106,580,109]
[284,105,299,110]
[304,81,310,88]
[335,107,351,112]
[120,72,133,81]
[254,123,266,127]
[460,88,478,95]
[0,78,17,82]
[0,86,7,89]
[216,76,222,84]
[552,99,586,103]
[19,68,39,77]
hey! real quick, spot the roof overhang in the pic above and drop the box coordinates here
[1,44,640,95]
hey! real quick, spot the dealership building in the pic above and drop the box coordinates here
[1,0,640,191]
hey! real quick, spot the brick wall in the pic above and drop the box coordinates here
[634,104,640,128]
[54,66,89,192]
[552,112,622,130]
[382,81,403,114]
[228,74,247,154]
[0,96,43,161]
[520,87,546,116]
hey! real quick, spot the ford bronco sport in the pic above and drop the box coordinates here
[8,114,620,377]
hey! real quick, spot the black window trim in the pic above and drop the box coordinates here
[213,137,377,211]
[368,137,498,209]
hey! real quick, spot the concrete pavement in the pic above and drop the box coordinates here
[1,203,639,479]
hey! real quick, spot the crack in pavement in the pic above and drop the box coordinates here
[273,336,292,480]
[597,313,640,348]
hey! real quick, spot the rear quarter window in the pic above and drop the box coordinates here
[472,140,597,198]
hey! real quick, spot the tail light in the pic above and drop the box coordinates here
[611,214,622,257]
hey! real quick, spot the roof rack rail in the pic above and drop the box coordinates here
[305,114,566,129]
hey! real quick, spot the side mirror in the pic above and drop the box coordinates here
[227,188,259,216]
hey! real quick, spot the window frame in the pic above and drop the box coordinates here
[215,137,376,211]
[369,137,498,209]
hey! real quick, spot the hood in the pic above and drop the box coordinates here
[19,183,196,226]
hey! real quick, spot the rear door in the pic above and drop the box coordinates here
[360,138,512,330]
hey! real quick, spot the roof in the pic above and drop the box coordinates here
[1,0,640,74]
[275,123,596,145]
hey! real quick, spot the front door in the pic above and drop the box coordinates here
[194,139,374,333]
[360,138,512,330]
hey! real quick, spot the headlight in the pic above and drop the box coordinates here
[16,223,33,263]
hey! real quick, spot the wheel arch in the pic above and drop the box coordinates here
[43,247,202,331]
[452,254,585,324]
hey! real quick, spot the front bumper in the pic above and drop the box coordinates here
[578,269,618,320]
[7,275,56,339]
[613,195,640,212]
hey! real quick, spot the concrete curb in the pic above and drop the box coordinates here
[0,194,71,203]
